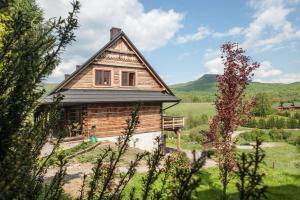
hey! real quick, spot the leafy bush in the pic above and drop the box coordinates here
[239,129,271,142]
[186,114,208,129]
[239,129,300,145]
[188,129,204,143]
[167,151,191,171]
[277,110,290,117]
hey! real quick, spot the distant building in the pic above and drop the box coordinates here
[277,102,300,111]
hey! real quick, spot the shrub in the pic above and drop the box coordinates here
[206,149,216,159]
[277,110,290,117]
[186,114,209,129]
[287,135,300,145]
[167,151,191,171]
[188,129,203,143]
[239,130,271,142]
[257,118,266,129]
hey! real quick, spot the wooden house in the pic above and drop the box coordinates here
[41,28,184,151]
[277,102,300,111]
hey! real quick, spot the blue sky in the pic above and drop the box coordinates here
[39,0,300,84]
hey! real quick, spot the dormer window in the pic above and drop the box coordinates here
[122,71,135,86]
[95,69,111,86]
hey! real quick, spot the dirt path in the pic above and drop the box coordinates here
[41,140,85,157]
[45,162,150,197]
[237,142,280,149]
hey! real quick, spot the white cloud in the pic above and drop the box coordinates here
[39,0,183,52]
[255,61,282,78]
[38,0,183,81]
[213,27,244,37]
[177,0,300,51]
[203,57,283,81]
[197,0,300,83]
[204,57,223,74]
[243,0,300,51]
[176,26,244,44]
[257,73,300,83]
[176,26,211,44]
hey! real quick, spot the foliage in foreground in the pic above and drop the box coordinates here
[0,0,80,199]
[236,139,267,200]
[76,106,207,200]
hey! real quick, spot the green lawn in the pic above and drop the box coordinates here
[124,143,300,200]
[164,102,215,118]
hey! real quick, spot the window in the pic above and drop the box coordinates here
[122,71,135,86]
[95,69,111,86]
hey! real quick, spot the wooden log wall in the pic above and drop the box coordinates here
[82,102,162,138]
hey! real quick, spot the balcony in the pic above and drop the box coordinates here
[162,115,184,131]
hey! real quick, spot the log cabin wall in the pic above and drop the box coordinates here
[82,102,162,138]
[63,38,164,91]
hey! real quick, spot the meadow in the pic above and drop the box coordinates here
[164,102,215,118]
[164,102,215,150]
[123,143,300,200]
[161,102,300,199]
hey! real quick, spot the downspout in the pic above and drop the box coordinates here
[161,100,181,154]
[162,100,181,111]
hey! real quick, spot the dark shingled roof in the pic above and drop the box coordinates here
[41,89,180,105]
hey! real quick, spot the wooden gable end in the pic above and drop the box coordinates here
[63,37,164,91]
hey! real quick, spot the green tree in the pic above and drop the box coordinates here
[266,116,276,129]
[0,0,80,198]
[287,117,298,129]
[257,118,266,129]
[236,139,267,200]
[252,93,274,117]
[275,117,286,129]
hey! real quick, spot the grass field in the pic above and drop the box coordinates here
[123,143,300,200]
[164,103,214,150]
[164,102,215,118]
[161,103,300,199]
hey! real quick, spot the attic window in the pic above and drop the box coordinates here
[122,71,135,86]
[95,69,111,86]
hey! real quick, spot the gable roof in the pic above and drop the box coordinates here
[50,30,175,96]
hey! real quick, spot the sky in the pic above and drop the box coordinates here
[38,0,300,84]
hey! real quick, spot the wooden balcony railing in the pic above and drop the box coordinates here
[162,115,184,131]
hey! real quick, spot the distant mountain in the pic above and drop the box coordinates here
[171,74,300,102]
[171,74,218,92]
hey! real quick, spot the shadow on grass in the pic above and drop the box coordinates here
[193,184,300,200]
[192,171,300,200]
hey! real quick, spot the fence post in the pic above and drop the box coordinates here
[192,149,196,163]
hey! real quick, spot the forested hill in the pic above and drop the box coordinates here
[171,74,300,102]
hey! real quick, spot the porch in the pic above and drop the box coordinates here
[162,115,184,151]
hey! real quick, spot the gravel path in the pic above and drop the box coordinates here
[40,140,85,157]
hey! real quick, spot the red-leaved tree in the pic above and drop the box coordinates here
[206,42,259,200]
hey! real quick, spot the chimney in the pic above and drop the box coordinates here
[65,74,70,80]
[110,27,121,40]
[76,65,81,70]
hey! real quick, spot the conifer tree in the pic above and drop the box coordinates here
[0,0,80,198]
